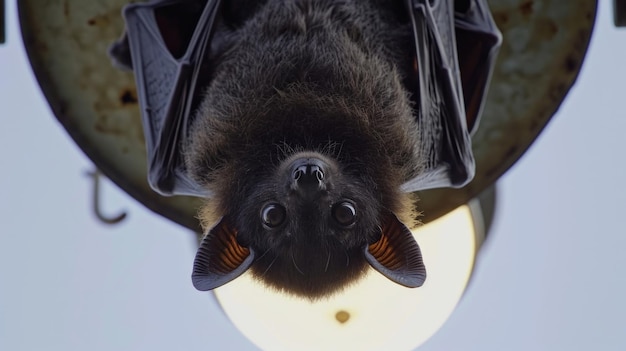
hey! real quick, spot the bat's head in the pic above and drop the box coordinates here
[192,151,426,299]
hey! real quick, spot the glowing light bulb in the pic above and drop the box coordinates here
[213,202,483,351]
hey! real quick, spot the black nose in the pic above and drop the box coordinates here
[290,158,326,196]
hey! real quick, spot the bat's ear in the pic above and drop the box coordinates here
[364,213,426,287]
[192,217,255,291]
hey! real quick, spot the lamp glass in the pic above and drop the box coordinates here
[214,203,479,351]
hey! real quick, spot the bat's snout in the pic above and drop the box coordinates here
[289,157,327,198]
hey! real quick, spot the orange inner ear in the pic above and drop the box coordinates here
[368,236,402,271]
[214,222,250,273]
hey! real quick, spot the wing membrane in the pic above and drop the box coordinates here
[123,0,221,196]
[401,0,500,192]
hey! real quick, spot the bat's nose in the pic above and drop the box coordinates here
[290,158,326,197]
[293,164,324,183]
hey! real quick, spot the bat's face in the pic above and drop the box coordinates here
[237,152,381,297]
[192,151,427,299]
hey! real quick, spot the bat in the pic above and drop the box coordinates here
[109,0,500,299]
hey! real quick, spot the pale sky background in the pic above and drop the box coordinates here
[1,1,625,351]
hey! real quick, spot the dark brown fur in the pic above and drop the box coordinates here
[185,0,425,298]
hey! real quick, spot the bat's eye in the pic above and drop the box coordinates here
[332,201,356,227]
[261,204,286,228]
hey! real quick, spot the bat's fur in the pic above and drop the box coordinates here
[184,0,426,298]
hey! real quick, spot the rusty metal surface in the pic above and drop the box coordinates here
[416,0,596,222]
[18,0,596,230]
[18,0,204,231]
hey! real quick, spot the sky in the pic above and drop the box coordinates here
[1,1,625,351]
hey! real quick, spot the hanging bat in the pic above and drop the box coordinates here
[110,0,500,299]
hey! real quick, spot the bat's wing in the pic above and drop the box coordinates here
[114,0,499,196]
[401,0,501,192]
[455,1,503,134]
[119,0,222,197]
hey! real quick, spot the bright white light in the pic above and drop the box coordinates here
[214,204,479,351]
